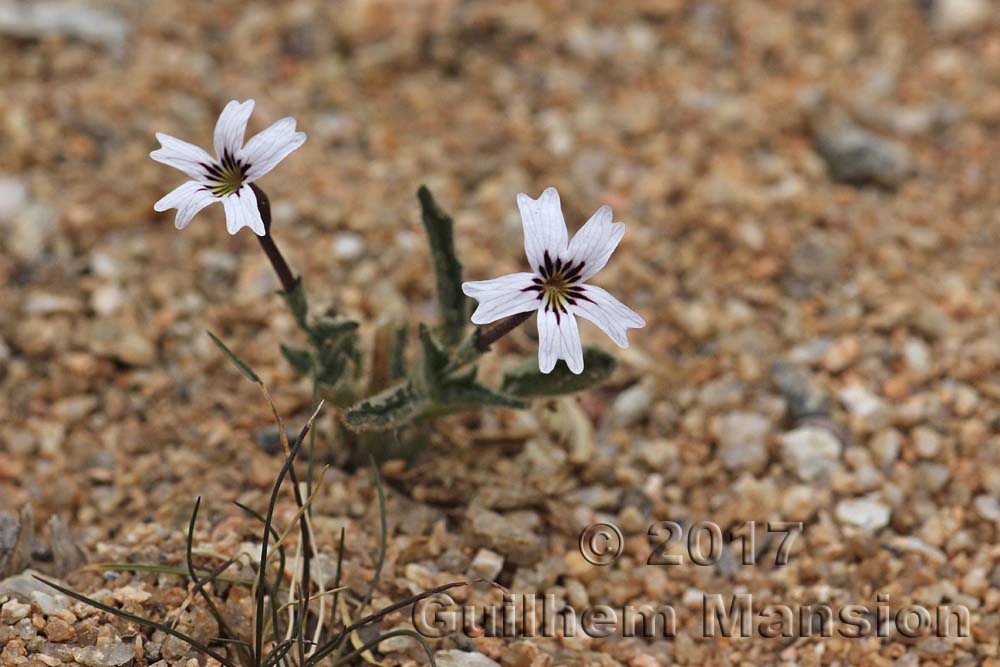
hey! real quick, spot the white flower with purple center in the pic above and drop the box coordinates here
[151,99,306,236]
[463,187,645,374]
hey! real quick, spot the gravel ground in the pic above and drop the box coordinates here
[2,0,1000,665]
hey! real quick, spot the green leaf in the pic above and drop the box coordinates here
[303,316,361,388]
[418,186,466,343]
[206,330,260,383]
[418,323,449,385]
[280,344,313,375]
[390,324,408,381]
[310,316,359,345]
[501,346,617,397]
[281,277,309,330]
[434,375,528,411]
[316,353,347,386]
[344,382,426,432]
[36,576,240,667]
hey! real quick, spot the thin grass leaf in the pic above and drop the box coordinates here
[232,506,286,667]
[332,629,436,667]
[254,402,324,667]
[356,457,388,617]
[272,470,328,550]
[328,527,346,633]
[334,598,383,666]
[35,576,240,667]
[306,581,468,665]
[207,330,261,383]
[78,563,253,585]
[184,497,249,667]
[262,639,296,667]
[232,502,287,586]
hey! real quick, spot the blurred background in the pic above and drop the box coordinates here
[2,0,1000,663]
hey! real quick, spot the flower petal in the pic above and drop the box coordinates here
[537,307,584,375]
[563,205,625,282]
[222,185,265,236]
[462,272,540,325]
[214,99,255,158]
[517,187,568,273]
[150,133,215,182]
[240,117,307,182]
[153,180,219,229]
[569,284,645,349]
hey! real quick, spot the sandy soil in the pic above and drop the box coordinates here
[2,0,1000,665]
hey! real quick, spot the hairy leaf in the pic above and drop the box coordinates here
[435,375,528,411]
[281,277,309,330]
[418,186,466,343]
[390,324,408,381]
[501,347,617,396]
[418,323,449,386]
[344,382,426,432]
[280,344,313,375]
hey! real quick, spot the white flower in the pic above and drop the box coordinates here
[462,187,645,374]
[151,100,306,236]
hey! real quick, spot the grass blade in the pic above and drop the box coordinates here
[306,581,468,665]
[332,629,436,667]
[207,331,261,383]
[36,576,240,667]
[254,402,324,667]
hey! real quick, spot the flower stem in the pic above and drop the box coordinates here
[251,183,297,294]
[440,310,533,377]
[475,310,533,351]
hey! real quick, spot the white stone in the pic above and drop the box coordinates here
[91,284,125,316]
[902,338,931,373]
[610,381,652,427]
[712,411,770,472]
[0,599,30,623]
[780,426,841,481]
[836,498,890,531]
[0,177,27,222]
[870,429,902,468]
[332,232,365,260]
[468,548,504,582]
[912,426,942,459]
[933,0,990,33]
[434,650,500,667]
[839,385,890,432]
[974,495,1000,521]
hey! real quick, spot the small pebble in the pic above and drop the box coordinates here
[836,498,891,531]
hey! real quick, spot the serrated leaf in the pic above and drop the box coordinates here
[280,344,313,375]
[206,330,260,383]
[501,347,616,397]
[280,277,309,330]
[344,382,426,432]
[418,186,466,343]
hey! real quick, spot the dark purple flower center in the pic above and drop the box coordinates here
[521,250,592,323]
[200,149,251,197]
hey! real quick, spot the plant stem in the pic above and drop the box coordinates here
[475,310,533,351]
[251,184,297,294]
[439,310,532,377]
